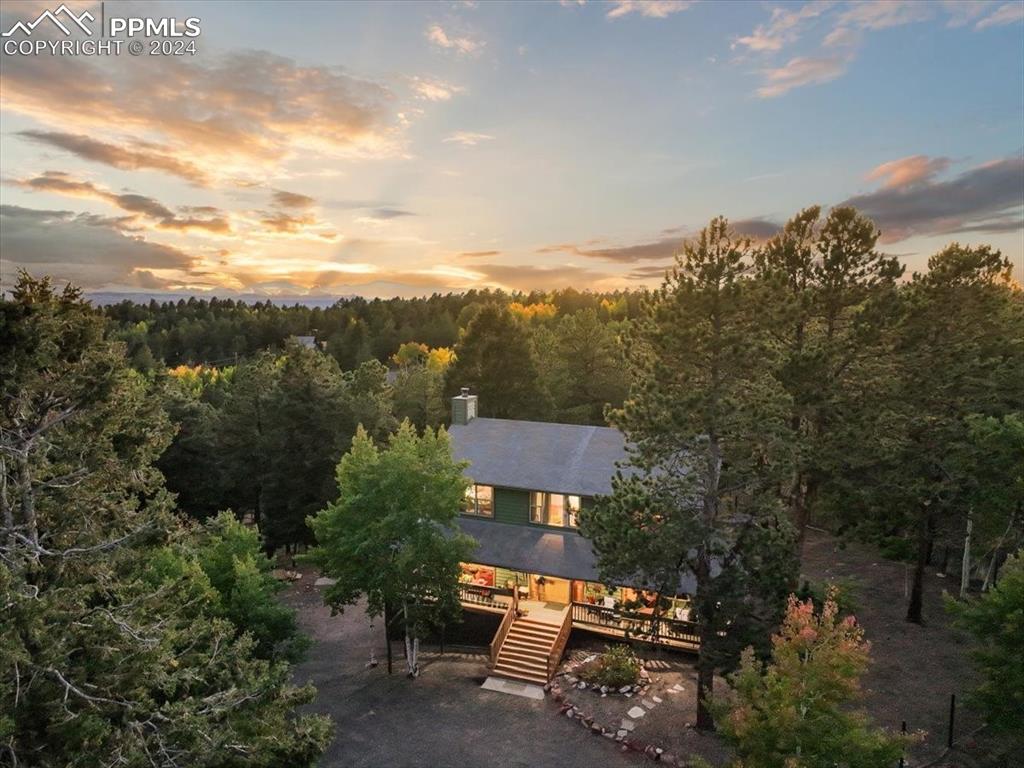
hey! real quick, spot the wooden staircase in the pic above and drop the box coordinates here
[491,617,561,685]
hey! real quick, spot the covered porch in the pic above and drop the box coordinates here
[457,568,700,653]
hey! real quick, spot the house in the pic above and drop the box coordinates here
[447,388,698,686]
[291,335,321,351]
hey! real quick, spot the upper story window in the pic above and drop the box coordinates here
[464,484,494,517]
[530,492,581,528]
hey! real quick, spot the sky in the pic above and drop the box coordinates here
[1,0,1022,298]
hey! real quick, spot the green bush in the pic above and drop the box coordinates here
[578,644,642,689]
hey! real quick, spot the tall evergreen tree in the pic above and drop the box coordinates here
[444,304,553,420]
[0,274,330,767]
[755,206,902,549]
[834,246,1022,623]
[580,218,797,730]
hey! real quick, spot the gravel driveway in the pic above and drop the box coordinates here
[284,579,640,768]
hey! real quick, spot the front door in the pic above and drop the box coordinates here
[533,574,571,605]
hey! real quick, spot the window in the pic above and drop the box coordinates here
[464,484,493,517]
[530,492,581,528]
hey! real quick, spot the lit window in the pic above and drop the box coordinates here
[530,492,581,528]
[464,484,493,517]
[567,495,581,527]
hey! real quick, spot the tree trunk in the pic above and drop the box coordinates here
[695,631,715,731]
[403,603,419,678]
[906,507,931,624]
[693,556,715,731]
[385,600,393,674]
[959,510,972,600]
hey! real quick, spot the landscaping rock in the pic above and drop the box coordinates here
[618,685,632,694]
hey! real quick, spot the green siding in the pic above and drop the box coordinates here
[494,487,530,525]
[495,566,529,590]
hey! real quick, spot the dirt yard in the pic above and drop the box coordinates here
[801,528,983,762]
[282,528,994,767]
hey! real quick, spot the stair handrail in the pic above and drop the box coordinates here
[489,596,516,667]
[546,606,573,681]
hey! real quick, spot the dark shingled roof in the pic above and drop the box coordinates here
[457,517,599,581]
[456,517,700,593]
[448,417,631,496]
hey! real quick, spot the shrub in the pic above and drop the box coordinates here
[714,588,912,767]
[795,577,860,616]
[948,551,1024,736]
[578,644,642,689]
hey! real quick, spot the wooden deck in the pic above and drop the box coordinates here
[458,585,700,653]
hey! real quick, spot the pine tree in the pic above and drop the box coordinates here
[581,218,798,730]
[0,273,330,766]
[755,205,902,550]
[444,304,553,420]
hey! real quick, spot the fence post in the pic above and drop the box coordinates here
[948,694,956,749]
[898,721,907,768]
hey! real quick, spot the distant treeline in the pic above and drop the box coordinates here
[101,288,644,371]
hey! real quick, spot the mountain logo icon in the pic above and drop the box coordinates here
[2,4,95,37]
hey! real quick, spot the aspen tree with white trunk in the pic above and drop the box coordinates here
[307,421,474,680]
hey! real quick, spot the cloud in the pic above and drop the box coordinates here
[13,171,231,234]
[834,0,931,31]
[1,204,196,289]
[732,217,783,239]
[471,263,614,291]
[460,250,501,257]
[976,2,1024,29]
[425,24,484,55]
[606,1,694,19]
[843,155,1024,242]
[271,189,316,209]
[865,155,951,188]
[625,264,674,280]
[733,1,832,52]
[409,76,464,101]
[16,130,211,186]
[539,238,680,263]
[540,218,780,263]
[756,55,848,98]
[443,131,495,146]
[366,208,415,220]
[0,50,403,180]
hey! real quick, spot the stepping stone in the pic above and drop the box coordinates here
[627,706,646,719]
[652,696,663,703]
[642,698,657,709]
[314,577,337,587]
[620,719,636,731]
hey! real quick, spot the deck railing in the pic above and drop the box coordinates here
[570,601,700,648]
[488,589,518,666]
[546,607,573,681]
[458,583,513,611]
